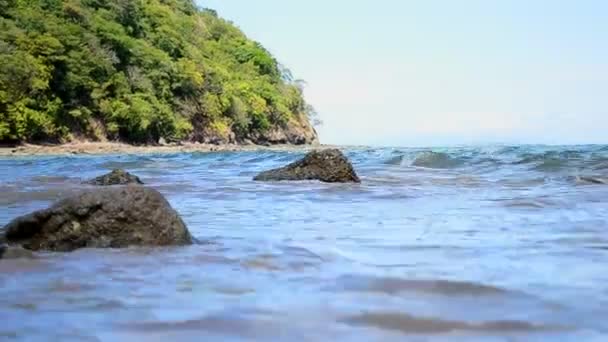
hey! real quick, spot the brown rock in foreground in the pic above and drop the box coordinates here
[254,149,360,183]
[85,169,143,186]
[1,186,192,252]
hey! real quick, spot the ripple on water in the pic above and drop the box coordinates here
[491,196,558,209]
[240,245,326,272]
[341,312,563,334]
[329,274,517,296]
[0,258,52,274]
[29,175,73,184]
[48,279,97,293]
[118,312,280,338]
[412,151,465,169]
[2,146,608,340]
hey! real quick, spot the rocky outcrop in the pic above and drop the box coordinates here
[190,115,318,146]
[254,149,360,183]
[1,186,192,252]
[85,169,143,185]
[249,117,319,146]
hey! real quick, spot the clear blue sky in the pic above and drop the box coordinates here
[200,0,608,146]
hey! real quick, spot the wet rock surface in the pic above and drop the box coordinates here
[254,149,360,183]
[1,186,192,252]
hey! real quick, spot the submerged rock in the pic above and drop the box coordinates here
[254,149,360,183]
[0,244,35,259]
[575,176,608,185]
[1,186,192,252]
[85,169,143,185]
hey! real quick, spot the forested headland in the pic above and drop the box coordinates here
[0,0,318,145]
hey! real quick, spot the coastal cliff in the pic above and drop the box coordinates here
[0,0,318,146]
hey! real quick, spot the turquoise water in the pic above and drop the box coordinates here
[1,145,608,341]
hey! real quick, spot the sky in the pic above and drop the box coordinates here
[200,0,608,146]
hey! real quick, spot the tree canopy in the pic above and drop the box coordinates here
[0,0,316,144]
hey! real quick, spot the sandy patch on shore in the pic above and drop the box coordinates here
[0,142,325,156]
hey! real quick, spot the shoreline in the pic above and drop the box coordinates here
[0,141,328,157]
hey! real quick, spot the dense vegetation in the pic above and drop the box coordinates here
[0,0,316,144]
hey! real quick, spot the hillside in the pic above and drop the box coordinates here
[0,0,318,145]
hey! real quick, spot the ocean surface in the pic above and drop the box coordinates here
[1,145,608,341]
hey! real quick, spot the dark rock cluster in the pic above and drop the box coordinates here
[2,149,359,256]
[254,149,360,183]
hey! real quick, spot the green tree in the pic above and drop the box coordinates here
[0,0,315,143]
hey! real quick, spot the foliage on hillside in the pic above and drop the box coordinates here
[0,0,316,143]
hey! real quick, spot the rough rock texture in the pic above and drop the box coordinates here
[249,117,319,146]
[254,149,360,183]
[85,169,143,185]
[190,116,318,146]
[0,244,35,259]
[1,186,192,252]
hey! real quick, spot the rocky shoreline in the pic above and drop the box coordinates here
[1,149,360,255]
[0,141,327,157]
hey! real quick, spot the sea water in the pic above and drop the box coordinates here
[1,145,608,341]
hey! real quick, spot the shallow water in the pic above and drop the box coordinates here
[1,145,608,341]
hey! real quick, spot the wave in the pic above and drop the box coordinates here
[509,151,608,173]
[513,151,577,169]
[412,151,465,169]
[364,146,608,188]
[533,158,571,172]
[383,155,405,165]
[158,146,608,174]
[376,147,608,172]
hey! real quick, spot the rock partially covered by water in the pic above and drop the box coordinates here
[85,169,143,185]
[1,186,192,252]
[0,244,35,259]
[254,149,360,183]
[575,176,608,185]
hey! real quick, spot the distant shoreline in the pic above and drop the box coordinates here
[0,141,325,157]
